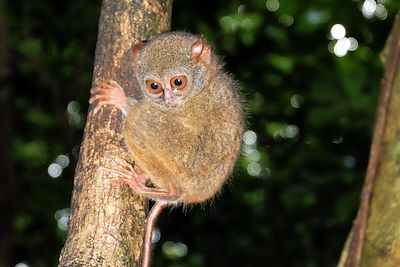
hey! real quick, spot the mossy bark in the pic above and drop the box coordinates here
[58,0,173,266]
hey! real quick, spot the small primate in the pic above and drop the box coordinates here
[89,31,244,267]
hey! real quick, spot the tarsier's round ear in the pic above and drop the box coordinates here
[191,38,212,65]
[131,41,146,61]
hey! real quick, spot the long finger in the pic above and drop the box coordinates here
[95,81,119,90]
[90,87,110,95]
[109,80,124,90]
[89,94,111,104]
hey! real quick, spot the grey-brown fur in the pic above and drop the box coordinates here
[124,31,244,204]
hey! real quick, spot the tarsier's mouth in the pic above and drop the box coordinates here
[164,98,181,107]
[163,88,182,107]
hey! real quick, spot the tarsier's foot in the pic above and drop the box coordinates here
[101,162,180,202]
[89,80,129,115]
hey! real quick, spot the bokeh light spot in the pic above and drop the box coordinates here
[56,154,70,168]
[285,125,299,139]
[266,0,279,12]
[67,100,80,113]
[279,15,294,27]
[334,38,351,57]
[242,144,255,155]
[57,216,69,231]
[54,208,70,231]
[162,241,188,259]
[247,150,261,162]
[362,0,377,18]
[348,37,359,51]
[220,16,240,32]
[237,4,245,14]
[152,227,161,243]
[243,130,257,145]
[330,24,346,40]
[290,94,304,108]
[332,136,343,144]
[375,4,387,20]
[48,163,62,178]
[306,9,325,24]
[343,155,356,169]
[247,162,261,176]
[67,100,83,127]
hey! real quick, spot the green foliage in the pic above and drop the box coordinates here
[5,0,399,266]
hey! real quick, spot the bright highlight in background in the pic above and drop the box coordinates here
[48,154,70,178]
[162,241,188,259]
[334,38,351,57]
[152,227,161,243]
[328,23,358,57]
[266,0,279,12]
[247,162,262,176]
[48,163,62,178]
[56,154,70,168]
[290,94,304,109]
[361,0,387,20]
[242,130,265,177]
[243,130,257,145]
[330,24,346,40]
[54,208,70,231]
[362,0,377,18]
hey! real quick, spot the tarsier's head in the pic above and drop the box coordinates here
[132,32,214,107]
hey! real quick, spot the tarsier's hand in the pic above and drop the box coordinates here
[89,80,130,115]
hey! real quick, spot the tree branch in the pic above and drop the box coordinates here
[339,12,400,267]
[58,0,173,265]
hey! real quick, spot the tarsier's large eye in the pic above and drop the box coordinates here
[145,79,163,94]
[170,75,188,90]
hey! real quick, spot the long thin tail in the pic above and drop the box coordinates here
[141,202,165,267]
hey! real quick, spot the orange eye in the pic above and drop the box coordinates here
[170,75,188,90]
[145,80,163,94]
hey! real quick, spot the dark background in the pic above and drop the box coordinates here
[2,0,400,266]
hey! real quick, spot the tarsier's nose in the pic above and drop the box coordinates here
[163,86,178,106]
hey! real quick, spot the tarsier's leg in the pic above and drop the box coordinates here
[89,80,130,115]
[102,163,176,267]
[103,162,180,202]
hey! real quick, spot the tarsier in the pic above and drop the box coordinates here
[89,31,244,267]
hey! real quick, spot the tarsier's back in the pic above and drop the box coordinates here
[124,31,244,204]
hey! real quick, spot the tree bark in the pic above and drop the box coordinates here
[0,0,15,266]
[338,12,400,267]
[58,0,172,266]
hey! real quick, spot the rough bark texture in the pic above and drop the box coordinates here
[58,0,173,266]
[0,0,15,266]
[338,12,400,267]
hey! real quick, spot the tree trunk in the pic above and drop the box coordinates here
[338,12,400,267]
[0,0,15,266]
[58,0,172,266]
